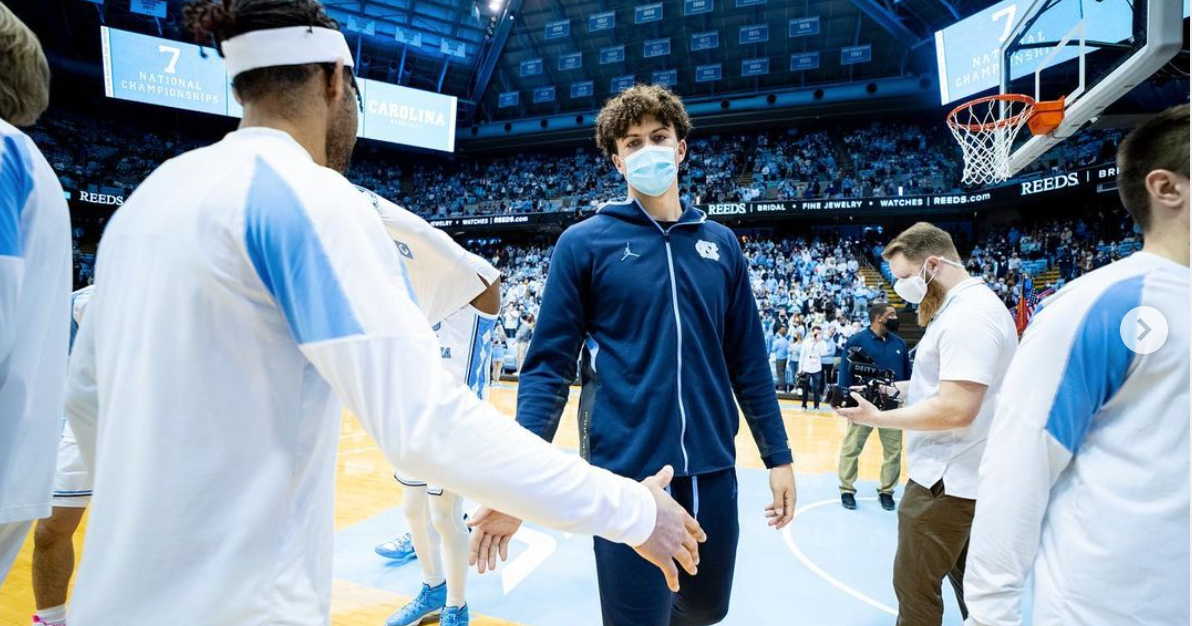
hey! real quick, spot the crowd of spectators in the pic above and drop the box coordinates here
[30,107,1124,223]
[750,129,839,201]
[26,109,207,198]
[839,123,959,196]
[962,206,1140,310]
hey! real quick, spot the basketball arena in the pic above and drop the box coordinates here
[0,0,1188,625]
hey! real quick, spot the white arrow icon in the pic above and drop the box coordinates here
[1121,306,1168,355]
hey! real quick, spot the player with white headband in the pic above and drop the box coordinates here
[64,1,704,624]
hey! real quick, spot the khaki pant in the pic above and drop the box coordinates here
[893,480,975,626]
[837,423,903,495]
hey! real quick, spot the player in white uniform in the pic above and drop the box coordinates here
[386,306,499,626]
[360,188,500,626]
[63,4,701,624]
[0,5,71,588]
[964,105,1190,626]
[31,285,95,626]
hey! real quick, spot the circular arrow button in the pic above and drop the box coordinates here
[1120,306,1168,355]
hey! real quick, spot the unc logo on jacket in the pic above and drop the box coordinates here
[581,199,739,325]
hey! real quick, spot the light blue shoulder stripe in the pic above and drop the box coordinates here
[1044,275,1143,453]
[244,157,364,345]
[0,132,35,258]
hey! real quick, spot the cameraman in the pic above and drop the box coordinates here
[836,223,1017,626]
[836,303,911,512]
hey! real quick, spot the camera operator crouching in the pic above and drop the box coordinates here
[833,303,911,512]
[835,223,1018,626]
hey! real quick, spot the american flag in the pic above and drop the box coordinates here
[1016,283,1056,335]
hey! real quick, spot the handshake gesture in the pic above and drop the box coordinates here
[467,465,706,592]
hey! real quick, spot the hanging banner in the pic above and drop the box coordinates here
[739,24,769,44]
[742,57,770,77]
[635,3,663,24]
[498,91,520,107]
[684,0,713,16]
[520,58,544,76]
[789,16,820,37]
[611,75,636,92]
[394,27,423,47]
[346,16,376,36]
[652,69,678,87]
[558,52,583,71]
[440,39,466,58]
[589,11,616,32]
[691,31,719,51]
[570,80,594,97]
[545,19,570,40]
[129,0,166,17]
[790,51,820,71]
[600,45,626,64]
[695,64,722,82]
[841,44,872,65]
[644,38,671,58]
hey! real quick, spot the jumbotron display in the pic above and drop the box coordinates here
[933,0,1190,105]
[100,26,457,152]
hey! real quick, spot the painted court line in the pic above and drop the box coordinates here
[781,497,899,617]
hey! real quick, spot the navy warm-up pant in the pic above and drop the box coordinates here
[593,468,739,626]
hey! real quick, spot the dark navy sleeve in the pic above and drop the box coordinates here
[837,334,860,387]
[515,229,588,442]
[723,237,793,468]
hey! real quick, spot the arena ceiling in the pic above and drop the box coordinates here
[24,0,1003,125]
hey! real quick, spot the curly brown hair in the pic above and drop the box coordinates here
[594,84,692,157]
[0,3,50,126]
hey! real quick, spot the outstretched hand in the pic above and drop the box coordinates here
[467,507,523,574]
[632,465,707,592]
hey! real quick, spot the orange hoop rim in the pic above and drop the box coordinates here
[946,93,1037,133]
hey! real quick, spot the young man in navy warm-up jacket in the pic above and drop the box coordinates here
[468,84,797,626]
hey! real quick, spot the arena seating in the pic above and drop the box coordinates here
[31,108,1122,221]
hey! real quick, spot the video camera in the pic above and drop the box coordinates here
[826,347,901,410]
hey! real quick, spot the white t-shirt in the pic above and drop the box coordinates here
[905,277,1018,499]
[0,121,71,526]
[965,252,1189,626]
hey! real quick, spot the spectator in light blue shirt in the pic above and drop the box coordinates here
[770,325,792,392]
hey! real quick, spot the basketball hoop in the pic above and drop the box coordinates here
[947,94,1065,186]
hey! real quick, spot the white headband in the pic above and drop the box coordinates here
[222,26,354,78]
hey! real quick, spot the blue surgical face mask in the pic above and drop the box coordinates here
[622,145,677,197]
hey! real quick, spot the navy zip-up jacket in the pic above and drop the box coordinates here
[516,197,793,480]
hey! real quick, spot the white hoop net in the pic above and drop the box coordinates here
[947,96,1035,186]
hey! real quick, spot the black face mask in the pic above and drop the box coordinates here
[884,317,901,332]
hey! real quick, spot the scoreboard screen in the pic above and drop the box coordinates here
[933,0,1189,105]
[100,26,457,153]
[101,26,232,116]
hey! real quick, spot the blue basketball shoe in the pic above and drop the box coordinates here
[385,582,447,626]
[439,604,469,626]
[374,533,417,564]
